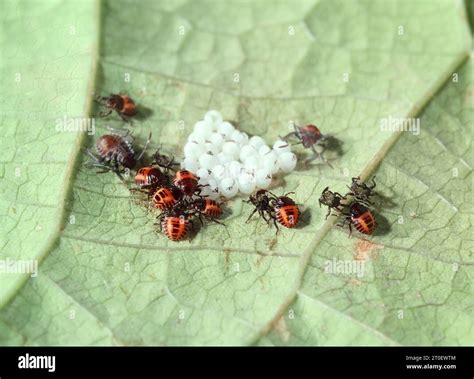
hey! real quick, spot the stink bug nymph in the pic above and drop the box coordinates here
[152,148,180,173]
[347,176,377,206]
[319,186,346,219]
[272,194,300,229]
[247,190,300,232]
[150,185,184,211]
[134,166,168,189]
[189,198,225,226]
[191,198,223,219]
[341,202,377,236]
[246,189,275,226]
[95,93,137,123]
[158,209,192,241]
[173,170,201,196]
[85,131,151,179]
[282,123,329,165]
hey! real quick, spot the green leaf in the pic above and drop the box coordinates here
[0,0,472,346]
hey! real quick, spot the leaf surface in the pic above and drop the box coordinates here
[0,0,472,345]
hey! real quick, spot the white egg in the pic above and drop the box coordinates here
[207,178,218,189]
[204,110,223,126]
[199,186,212,197]
[222,141,240,159]
[199,153,218,170]
[181,158,199,173]
[241,132,250,143]
[208,132,224,147]
[217,152,233,164]
[256,169,272,189]
[198,176,210,186]
[211,164,226,181]
[220,178,238,198]
[207,179,220,199]
[278,152,297,173]
[196,168,210,181]
[244,156,259,172]
[238,173,256,194]
[262,151,280,174]
[231,130,249,145]
[204,142,220,155]
[227,161,243,178]
[194,120,214,137]
[217,121,235,139]
[183,142,204,158]
[239,145,258,162]
[258,145,271,156]
[187,132,197,142]
[187,132,206,145]
[249,136,266,150]
[273,139,291,154]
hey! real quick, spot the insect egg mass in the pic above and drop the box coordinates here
[181,110,298,199]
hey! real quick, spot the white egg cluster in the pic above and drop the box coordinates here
[181,110,297,199]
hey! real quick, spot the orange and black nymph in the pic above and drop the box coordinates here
[160,213,191,241]
[246,190,299,232]
[349,202,376,235]
[95,93,137,123]
[151,186,183,210]
[134,166,168,189]
[273,195,300,228]
[192,198,223,219]
[173,170,200,196]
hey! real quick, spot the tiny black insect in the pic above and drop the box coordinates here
[246,189,276,227]
[152,148,180,173]
[346,176,377,206]
[319,186,346,219]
